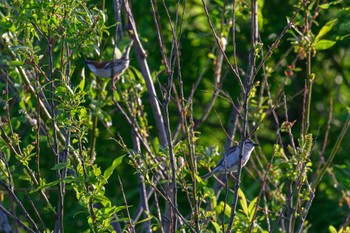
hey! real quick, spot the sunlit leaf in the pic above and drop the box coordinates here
[212,221,221,233]
[315,39,336,50]
[248,197,258,221]
[103,155,125,180]
[328,225,337,233]
[315,19,337,42]
[239,188,248,216]
[51,163,67,171]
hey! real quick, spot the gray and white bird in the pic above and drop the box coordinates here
[85,41,133,89]
[201,138,258,180]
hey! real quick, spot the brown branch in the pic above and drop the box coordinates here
[0,204,37,233]
[123,0,168,147]
[0,180,40,232]
[201,0,244,92]
[226,0,258,230]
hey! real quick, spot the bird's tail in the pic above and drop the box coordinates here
[121,41,133,60]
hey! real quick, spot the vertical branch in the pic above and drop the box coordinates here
[46,26,63,232]
[163,104,178,232]
[131,118,151,232]
[149,0,184,230]
[258,47,284,146]
[231,0,239,74]
[283,93,297,152]
[118,176,136,232]
[194,40,226,128]
[0,204,36,233]
[254,0,308,76]
[201,0,244,92]
[304,54,313,136]
[123,0,168,147]
[0,72,21,231]
[113,0,124,42]
[303,2,313,137]
[188,98,200,232]
[137,170,151,233]
[55,18,68,233]
[227,0,258,231]
[149,0,170,72]
[154,192,165,233]
[0,180,40,232]
[34,75,41,182]
[312,112,350,189]
[318,98,333,165]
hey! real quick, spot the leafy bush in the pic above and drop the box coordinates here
[0,0,349,232]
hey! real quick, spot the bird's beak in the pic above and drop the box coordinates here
[254,143,259,147]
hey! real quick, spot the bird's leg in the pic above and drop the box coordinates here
[111,74,120,90]
[229,172,237,181]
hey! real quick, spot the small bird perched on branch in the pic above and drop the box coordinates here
[201,138,258,180]
[85,41,133,89]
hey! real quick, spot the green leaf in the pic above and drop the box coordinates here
[319,0,342,9]
[211,221,221,233]
[208,53,216,60]
[62,176,76,184]
[319,3,331,9]
[328,225,337,233]
[8,60,23,66]
[92,165,101,176]
[113,90,120,101]
[103,155,125,180]
[55,86,67,95]
[315,40,336,51]
[213,0,224,7]
[93,194,111,207]
[51,163,67,171]
[216,201,231,217]
[78,77,85,91]
[32,180,60,193]
[248,197,258,221]
[137,216,153,225]
[239,188,248,216]
[315,19,337,42]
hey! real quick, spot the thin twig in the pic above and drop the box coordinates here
[0,204,37,233]
[201,0,244,92]
[226,0,258,231]
[0,180,40,232]
[312,112,350,189]
[123,0,168,146]
[132,131,151,233]
[118,176,136,232]
[254,0,308,78]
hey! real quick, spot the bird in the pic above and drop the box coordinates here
[85,41,133,89]
[201,138,258,180]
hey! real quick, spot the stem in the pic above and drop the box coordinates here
[188,101,200,232]
[304,52,313,136]
[227,0,258,231]
[201,0,244,92]
[123,0,168,147]
[312,112,350,189]
[0,204,37,233]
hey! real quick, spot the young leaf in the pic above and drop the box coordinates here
[216,201,231,217]
[315,39,336,51]
[103,155,125,180]
[248,197,258,221]
[238,188,248,216]
[211,221,221,233]
[51,163,67,171]
[328,225,337,233]
[315,19,337,42]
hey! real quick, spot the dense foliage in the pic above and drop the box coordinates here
[0,0,349,232]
